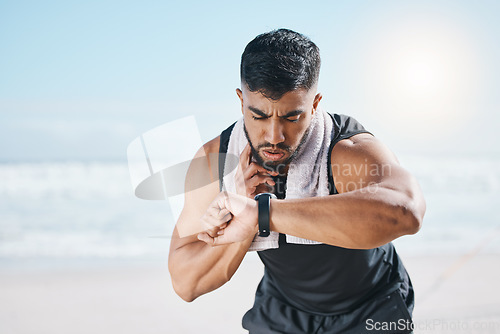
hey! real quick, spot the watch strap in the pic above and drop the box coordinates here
[255,193,276,237]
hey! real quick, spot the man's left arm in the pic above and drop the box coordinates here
[269,133,426,249]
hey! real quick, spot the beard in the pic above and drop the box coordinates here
[243,124,311,172]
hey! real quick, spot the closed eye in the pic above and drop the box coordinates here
[285,115,300,122]
[248,106,269,120]
[282,110,303,122]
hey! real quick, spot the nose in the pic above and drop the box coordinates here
[265,119,285,145]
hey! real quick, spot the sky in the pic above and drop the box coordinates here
[1,0,499,162]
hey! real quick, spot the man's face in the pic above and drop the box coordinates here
[236,86,322,171]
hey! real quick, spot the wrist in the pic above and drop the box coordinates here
[269,198,283,232]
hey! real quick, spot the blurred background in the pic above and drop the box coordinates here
[1,0,499,333]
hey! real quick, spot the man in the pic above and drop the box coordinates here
[168,29,425,333]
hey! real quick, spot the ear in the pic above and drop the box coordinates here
[236,88,244,114]
[312,92,323,114]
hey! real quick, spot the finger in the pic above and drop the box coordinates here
[239,144,252,169]
[202,220,222,237]
[201,215,219,236]
[197,232,214,245]
[243,171,276,192]
[212,232,242,247]
[212,234,228,246]
[204,226,219,238]
[206,206,232,221]
[252,183,274,197]
[203,210,233,227]
[217,208,232,221]
[246,175,276,195]
[248,161,279,175]
[201,214,232,238]
[244,163,278,179]
[222,213,233,225]
[209,222,228,231]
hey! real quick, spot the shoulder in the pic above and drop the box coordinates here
[190,135,221,165]
[186,135,221,187]
[189,117,236,187]
[201,135,221,160]
[196,119,238,179]
[330,133,400,193]
[332,133,398,164]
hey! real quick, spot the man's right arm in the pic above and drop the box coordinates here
[167,137,254,302]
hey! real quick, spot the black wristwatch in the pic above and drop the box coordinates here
[254,193,277,237]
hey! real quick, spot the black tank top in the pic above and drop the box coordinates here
[219,113,410,315]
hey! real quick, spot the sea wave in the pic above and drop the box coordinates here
[0,162,132,200]
[0,157,498,260]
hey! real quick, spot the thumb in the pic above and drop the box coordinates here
[197,232,214,245]
[212,234,229,246]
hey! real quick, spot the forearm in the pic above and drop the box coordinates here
[168,233,254,302]
[270,184,423,249]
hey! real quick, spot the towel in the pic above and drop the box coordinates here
[222,108,334,251]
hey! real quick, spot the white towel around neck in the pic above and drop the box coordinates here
[222,109,334,251]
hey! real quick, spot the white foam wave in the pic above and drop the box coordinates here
[0,162,132,200]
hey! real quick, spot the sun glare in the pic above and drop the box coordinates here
[392,49,444,99]
[405,61,436,91]
[353,16,481,140]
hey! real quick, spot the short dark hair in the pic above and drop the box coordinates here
[240,28,321,100]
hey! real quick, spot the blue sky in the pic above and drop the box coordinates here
[1,0,499,161]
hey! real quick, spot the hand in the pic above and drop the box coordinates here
[197,192,258,246]
[235,144,278,198]
[199,202,232,239]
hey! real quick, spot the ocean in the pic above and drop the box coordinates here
[0,155,499,268]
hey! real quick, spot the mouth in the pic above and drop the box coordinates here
[261,149,286,161]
